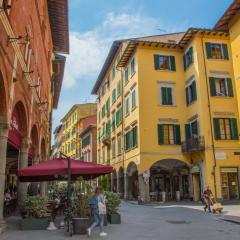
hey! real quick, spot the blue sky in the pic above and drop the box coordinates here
[52,0,232,134]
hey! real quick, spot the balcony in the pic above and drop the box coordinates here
[102,133,111,145]
[181,136,205,154]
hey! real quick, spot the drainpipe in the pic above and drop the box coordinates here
[200,34,217,196]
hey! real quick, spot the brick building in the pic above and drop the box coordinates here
[0,0,69,232]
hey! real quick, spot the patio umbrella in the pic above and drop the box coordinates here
[17,157,113,182]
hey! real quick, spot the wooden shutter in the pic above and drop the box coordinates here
[185,87,189,105]
[230,118,238,140]
[226,78,233,97]
[183,55,186,71]
[161,87,167,105]
[189,47,194,63]
[167,87,173,105]
[170,56,176,71]
[158,125,164,144]
[116,111,119,125]
[185,124,191,139]
[174,125,181,145]
[192,81,197,101]
[154,55,159,70]
[205,42,212,59]
[222,44,229,60]
[213,118,221,140]
[119,107,122,124]
[132,127,137,147]
[209,77,217,96]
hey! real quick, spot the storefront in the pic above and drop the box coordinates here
[220,167,239,200]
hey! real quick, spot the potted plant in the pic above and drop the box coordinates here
[105,191,121,224]
[21,195,49,230]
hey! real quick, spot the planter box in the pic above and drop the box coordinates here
[107,213,121,224]
[20,217,49,230]
[72,217,89,235]
[104,215,108,226]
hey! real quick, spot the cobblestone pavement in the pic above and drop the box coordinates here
[1,201,240,240]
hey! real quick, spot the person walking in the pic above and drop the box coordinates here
[203,186,213,213]
[87,187,107,237]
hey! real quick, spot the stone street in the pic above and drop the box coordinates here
[2,202,240,240]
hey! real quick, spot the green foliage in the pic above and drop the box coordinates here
[73,177,93,195]
[105,191,121,214]
[72,194,91,218]
[48,182,67,200]
[101,176,110,191]
[23,195,48,218]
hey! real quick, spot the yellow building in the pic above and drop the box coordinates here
[92,27,240,201]
[61,103,97,158]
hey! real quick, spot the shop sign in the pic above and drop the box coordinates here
[215,152,227,160]
[221,167,238,173]
[191,165,200,174]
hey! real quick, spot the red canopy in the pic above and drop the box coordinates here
[18,158,113,182]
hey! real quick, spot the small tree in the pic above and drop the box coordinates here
[101,175,110,191]
[105,192,121,214]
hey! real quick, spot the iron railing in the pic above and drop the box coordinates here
[181,136,205,154]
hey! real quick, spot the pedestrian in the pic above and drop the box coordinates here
[203,186,213,213]
[87,187,107,237]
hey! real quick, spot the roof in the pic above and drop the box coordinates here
[79,124,96,138]
[61,104,80,122]
[214,0,240,30]
[53,124,62,135]
[53,54,66,109]
[47,0,69,54]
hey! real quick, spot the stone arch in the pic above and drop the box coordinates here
[0,71,8,122]
[150,159,191,201]
[118,167,124,197]
[126,162,139,200]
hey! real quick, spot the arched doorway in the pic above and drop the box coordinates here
[127,162,138,200]
[150,159,190,201]
[118,167,124,198]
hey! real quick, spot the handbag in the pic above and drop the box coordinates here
[98,201,106,215]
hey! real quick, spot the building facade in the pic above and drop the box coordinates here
[92,27,240,202]
[51,124,63,158]
[79,115,97,162]
[61,103,97,158]
[0,0,69,232]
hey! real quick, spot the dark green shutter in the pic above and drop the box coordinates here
[132,127,137,147]
[119,107,122,124]
[154,55,159,70]
[158,125,164,144]
[205,42,212,59]
[213,118,221,140]
[230,118,238,140]
[227,78,233,97]
[183,55,186,71]
[174,125,181,145]
[167,88,173,105]
[185,87,189,105]
[185,124,191,139]
[222,44,229,60]
[192,81,197,101]
[170,56,176,71]
[161,87,167,105]
[189,46,194,63]
[209,77,216,96]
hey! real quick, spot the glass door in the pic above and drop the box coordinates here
[228,173,239,200]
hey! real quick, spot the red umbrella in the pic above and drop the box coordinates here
[18,157,113,182]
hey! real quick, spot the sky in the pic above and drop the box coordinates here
[52,0,233,136]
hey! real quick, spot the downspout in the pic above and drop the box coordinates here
[200,34,217,196]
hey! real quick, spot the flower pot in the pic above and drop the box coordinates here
[72,217,89,235]
[20,217,49,230]
[107,213,121,224]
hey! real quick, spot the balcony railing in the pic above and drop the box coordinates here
[181,136,205,154]
[102,132,111,145]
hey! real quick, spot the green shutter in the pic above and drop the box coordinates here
[209,77,217,96]
[189,47,194,63]
[132,127,137,147]
[192,81,197,101]
[205,42,212,59]
[213,118,221,140]
[174,125,181,145]
[227,78,233,97]
[222,44,229,60]
[167,88,173,105]
[183,55,186,71]
[185,87,189,105]
[158,125,164,144]
[170,56,176,71]
[161,87,167,105]
[230,118,238,140]
[154,55,159,70]
[185,124,191,139]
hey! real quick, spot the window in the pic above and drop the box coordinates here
[185,120,198,139]
[112,65,115,79]
[98,111,101,123]
[158,124,181,145]
[98,128,101,144]
[125,94,130,116]
[125,67,129,84]
[112,138,116,157]
[205,43,229,60]
[209,77,233,97]
[183,47,193,70]
[186,81,197,105]
[101,104,106,118]
[82,135,90,148]
[106,98,110,116]
[112,89,116,104]
[117,135,121,155]
[117,81,121,97]
[111,112,115,131]
[131,87,136,109]
[124,126,138,151]
[131,58,136,76]
[116,107,122,126]
[3,0,12,15]
[161,87,173,105]
[213,118,238,140]
[154,55,176,71]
